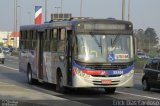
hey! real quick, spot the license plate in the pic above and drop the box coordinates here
[101,80,112,84]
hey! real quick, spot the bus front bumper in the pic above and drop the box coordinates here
[72,70,134,88]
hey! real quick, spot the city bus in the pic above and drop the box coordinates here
[19,17,134,94]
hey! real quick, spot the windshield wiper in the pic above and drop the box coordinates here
[112,35,120,48]
[90,32,102,53]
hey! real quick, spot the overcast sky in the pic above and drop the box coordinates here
[0,0,160,36]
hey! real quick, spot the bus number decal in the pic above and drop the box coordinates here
[113,70,124,75]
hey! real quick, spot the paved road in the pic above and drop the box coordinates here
[0,56,160,106]
[0,56,89,106]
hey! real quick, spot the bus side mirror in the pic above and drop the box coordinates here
[59,55,65,61]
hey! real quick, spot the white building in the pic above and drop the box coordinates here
[0,31,19,48]
[0,31,11,44]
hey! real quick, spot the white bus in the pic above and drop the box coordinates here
[19,18,135,94]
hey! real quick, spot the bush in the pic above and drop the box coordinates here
[134,56,147,70]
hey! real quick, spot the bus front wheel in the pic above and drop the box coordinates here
[104,87,116,94]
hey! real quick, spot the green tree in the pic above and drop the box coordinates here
[134,29,145,50]
[134,28,159,53]
[144,28,159,47]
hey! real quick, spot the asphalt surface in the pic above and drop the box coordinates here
[0,55,160,106]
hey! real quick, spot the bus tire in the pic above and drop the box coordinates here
[56,72,66,93]
[104,87,116,94]
[142,79,150,91]
[27,66,34,85]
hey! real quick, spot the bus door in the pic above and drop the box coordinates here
[66,30,73,86]
[37,31,44,80]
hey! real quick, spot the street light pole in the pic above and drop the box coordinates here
[15,0,18,32]
[14,0,15,32]
[149,35,151,54]
[61,0,62,13]
[80,0,83,17]
[122,0,125,20]
[13,0,18,48]
[55,7,61,14]
[128,0,130,21]
[17,5,21,31]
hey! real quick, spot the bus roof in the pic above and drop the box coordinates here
[20,19,132,31]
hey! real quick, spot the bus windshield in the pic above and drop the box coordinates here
[74,34,133,63]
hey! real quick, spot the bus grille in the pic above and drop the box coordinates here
[92,74,121,77]
[75,61,133,70]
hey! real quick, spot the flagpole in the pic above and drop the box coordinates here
[45,0,47,22]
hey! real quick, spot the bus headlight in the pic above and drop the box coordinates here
[79,71,85,77]
[73,67,91,78]
[126,70,134,77]
[121,74,125,78]
[121,70,134,82]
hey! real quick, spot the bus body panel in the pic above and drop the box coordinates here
[53,52,68,86]
[19,50,28,74]
[43,52,52,82]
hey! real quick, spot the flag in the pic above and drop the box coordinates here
[35,6,42,24]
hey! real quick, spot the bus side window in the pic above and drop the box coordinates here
[57,28,66,52]
[23,31,27,49]
[60,29,65,40]
[27,30,32,50]
[51,29,58,51]
[43,29,51,52]
[32,30,37,51]
[72,36,77,56]
[20,31,25,50]
[53,29,58,40]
